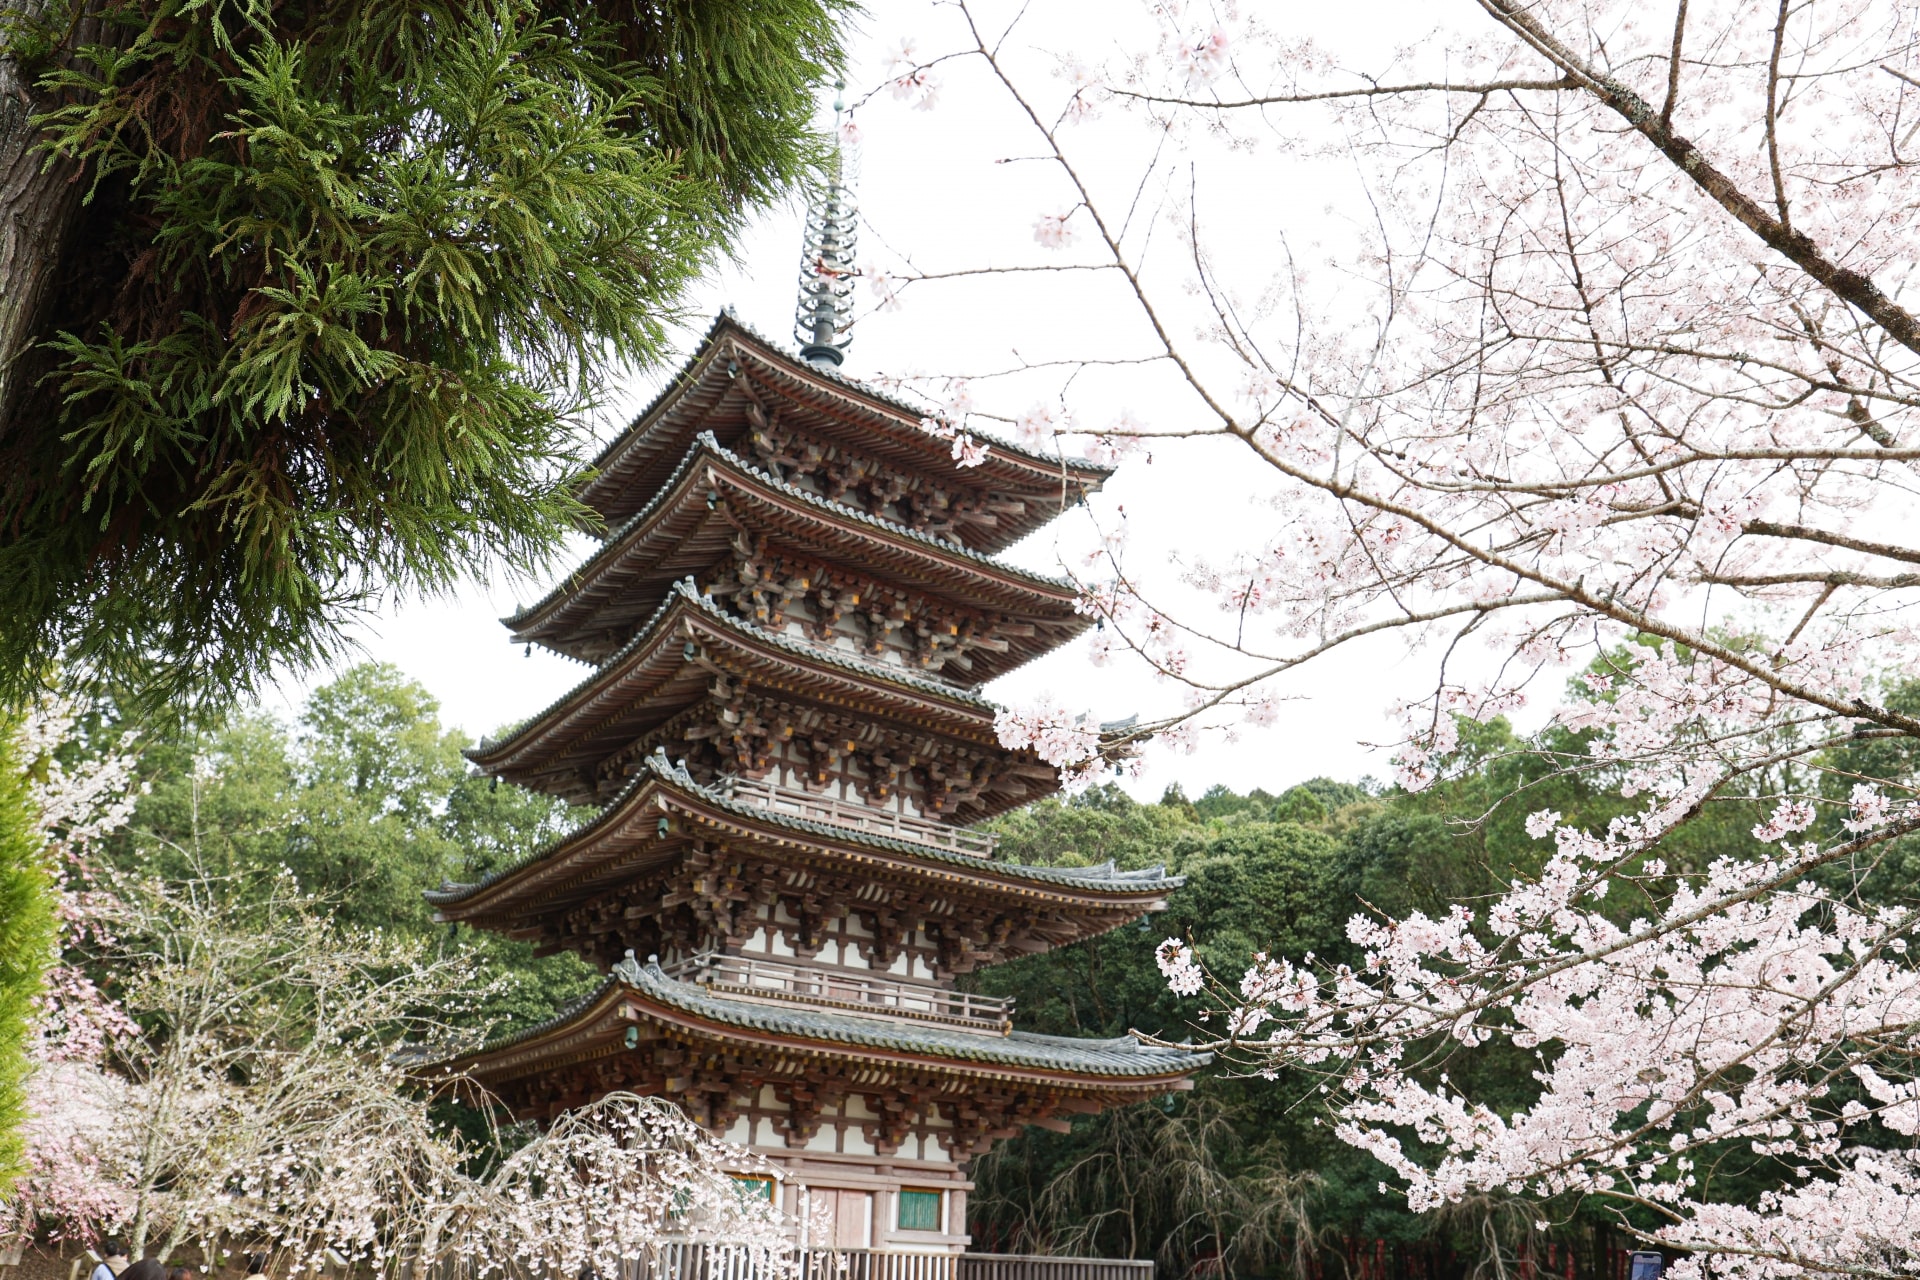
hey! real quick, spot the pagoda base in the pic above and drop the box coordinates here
[638,1243,1153,1280]
[747,1143,972,1253]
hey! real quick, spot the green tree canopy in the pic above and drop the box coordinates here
[109,663,595,1033]
[0,0,850,711]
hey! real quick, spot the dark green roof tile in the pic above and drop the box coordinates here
[456,957,1207,1080]
[427,751,1181,907]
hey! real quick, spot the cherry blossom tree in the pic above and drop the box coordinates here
[431,1092,793,1280]
[4,699,142,1245]
[854,0,1920,1275]
[1,712,796,1270]
[30,867,795,1273]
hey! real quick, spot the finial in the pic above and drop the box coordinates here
[795,78,857,368]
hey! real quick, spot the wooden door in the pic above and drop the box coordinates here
[808,1188,872,1249]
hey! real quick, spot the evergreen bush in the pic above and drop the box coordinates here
[0,713,53,1193]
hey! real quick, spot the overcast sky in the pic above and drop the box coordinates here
[265,0,1503,801]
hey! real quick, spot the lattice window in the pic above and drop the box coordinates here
[896,1188,942,1232]
[733,1175,775,1203]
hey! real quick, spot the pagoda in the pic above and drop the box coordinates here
[431,143,1204,1256]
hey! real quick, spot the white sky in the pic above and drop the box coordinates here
[265,0,1504,801]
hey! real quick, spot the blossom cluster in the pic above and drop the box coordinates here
[879,0,1920,1270]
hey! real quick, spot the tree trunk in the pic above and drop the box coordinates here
[0,0,98,440]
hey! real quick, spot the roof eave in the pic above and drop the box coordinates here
[429,760,1184,919]
[505,435,1086,654]
[470,585,1003,779]
[435,966,1210,1088]
[579,314,1115,519]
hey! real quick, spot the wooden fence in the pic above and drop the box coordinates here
[957,1254,1154,1280]
[717,778,998,857]
[632,1245,1149,1280]
[658,952,1013,1033]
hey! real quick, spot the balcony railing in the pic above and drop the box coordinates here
[958,1258,1155,1280]
[717,776,999,858]
[662,951,1014,1034]
[633,1245,1152,1280]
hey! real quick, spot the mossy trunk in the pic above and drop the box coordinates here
[0,0,101,440]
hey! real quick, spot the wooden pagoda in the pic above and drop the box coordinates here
[432,297,1203,1252]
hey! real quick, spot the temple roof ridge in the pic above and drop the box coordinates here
[429,747,1182,909]
[476,575,990,736]
[703,310,1114,476]
[506,431,1084,637]
[582,311,1112,515]
[470,578,1000,767]
[443,955,1211,1078]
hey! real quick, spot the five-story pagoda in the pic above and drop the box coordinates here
[431,152,1203,1256]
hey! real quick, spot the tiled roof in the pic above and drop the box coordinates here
[456,956,1208,1081]
[426,750,1184,907]
[507,432,1082,635]
[620,957,1206,1076]
[470,581,998,770]
[583,311,1113,500]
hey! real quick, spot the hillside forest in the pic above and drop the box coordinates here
[51,657,1911,1278]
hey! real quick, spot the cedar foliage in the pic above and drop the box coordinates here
[0,0,848,710]
[0,711,54,1194]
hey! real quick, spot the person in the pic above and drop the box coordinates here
[117,1259,164,1280]
[89,1240,128,1280]
[166,1267,193,1280]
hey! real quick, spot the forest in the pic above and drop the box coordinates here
[50,657,1918,1278]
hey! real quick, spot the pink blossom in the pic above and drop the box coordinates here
[1180,29,1231,82]
[1033,211,1076,249]
[1752,800,1817,843]
[1156,939,1205,997]
[950,434,989,467]
[1843,784,1893,833]
[863,262,902,312]
[885,1,1920,1263]
[1013,402,1059,449]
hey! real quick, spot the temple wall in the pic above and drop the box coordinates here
[717,1088,973,1252]
[759,740,930,820]
[743,909,944,980]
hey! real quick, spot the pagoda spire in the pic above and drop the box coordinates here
[795,82,858,368]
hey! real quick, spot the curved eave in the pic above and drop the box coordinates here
[580,313,1113,548]
[427,758,1182,935]
[509,435,1088,678]
[436,966,1207,1092]
[468,584,1003,785]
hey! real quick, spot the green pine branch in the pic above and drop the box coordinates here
[1,0,850,715]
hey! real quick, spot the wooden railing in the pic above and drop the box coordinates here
[717,776,999,858]
[661,951,1014,1033]
[958,1257,1154,1280]
[630,1246,1150,1280]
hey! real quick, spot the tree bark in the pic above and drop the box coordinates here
[0,0,96,442]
